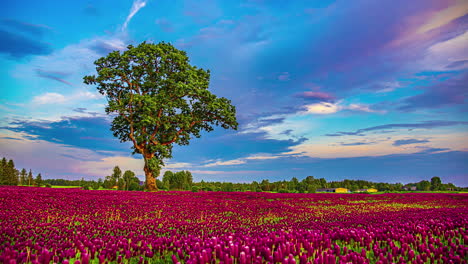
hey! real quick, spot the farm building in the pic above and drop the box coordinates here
[356,188,378,193]
[316,188,349,193]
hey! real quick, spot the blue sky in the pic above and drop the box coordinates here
[1,0,467,185]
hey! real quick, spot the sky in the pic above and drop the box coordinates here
[1,0,467,186]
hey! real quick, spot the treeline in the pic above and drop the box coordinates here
[0,157,464,193]
[0,157,44,186]
[45,166,144,191]
[164,175,462,193]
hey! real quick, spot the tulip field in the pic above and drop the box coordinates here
[0,186,467,264]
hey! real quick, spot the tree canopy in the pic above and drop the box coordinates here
[84,42,238,191]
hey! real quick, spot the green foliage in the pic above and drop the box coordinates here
[19,168,27,186]
[35,173,43,187]
[0,158,19,186]
[27,170,34,186]
[83,42,238,190]
[122,170,142,191]
[431,176,442,191]
[163,170,193,190]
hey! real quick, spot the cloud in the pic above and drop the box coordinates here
[75,156,144,177]
[203,159,246,167]
[303,102,382,115]
[340,141,376,146]
[1,116,128,153]
[0,131,111,180]
[202,153,283,168]
[0,29,51,58]
[32,93,66,105]
[304,102,339,114]
[13,35,125,87]
[446,60,468,69]
[1,18,51,37]
[424,30,468,70]
[31,90,102,105]
[286,132,468,159]
[399,73,468,111]
[346,104,384,113]
[90,38,126,56]
[416,0,468,34]
[122,0,148,32]
[295,91,335,102]
[35,69,73,86]
[415,147,450,154]
[326,120,468,137]
[393,139,430,146]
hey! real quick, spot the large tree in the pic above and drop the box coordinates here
[84,42,238,191]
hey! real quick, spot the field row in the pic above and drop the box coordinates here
[0,186,467,263]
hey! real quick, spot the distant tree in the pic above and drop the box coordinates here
[260,179,270,192]
[35,173,43,187]
[318,178,327,188]
[431,176,442,191]
[156,179,164,190]
[27,170,34,186]
[251,181,260,192]
[122,170,137,191]
[19,169,27,186]
[162,171,173,190]
[103,166,122,189]
[84,42,238,191]
[96,178,103,189]
[221,182,234,192]
[161,170,193,190]
[1,159,19,186]
[417,180,431,191]
[184,171,193,190]
[0,158,7,185]
[112,166,122,185]
[444,182,457,191]
[306,184,317,193]
[92,179,101,190]
[288,177,299,191]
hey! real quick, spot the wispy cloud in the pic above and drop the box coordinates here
[35,69,73,86]
[0,29,51,58]
[32,93,67,105]
[1,18,52,37]
[31,90,102,105]
[393,138,430,146]
[303,101,383,115]
[295,91,336,102]
[416,0,468,34]
[326,120,468,137]
[399,72,468,111]
[122,0,148,32]
[286,132,468,159]
[202,153,284,168]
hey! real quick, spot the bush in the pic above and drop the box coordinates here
[45,183,52,188]
[191,186,199,192]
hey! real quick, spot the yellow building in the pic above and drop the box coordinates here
[356,188,378,193]
[335,188,349,193]
[317,188,350,193]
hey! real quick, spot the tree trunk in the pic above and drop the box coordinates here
[143,154,159,191]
